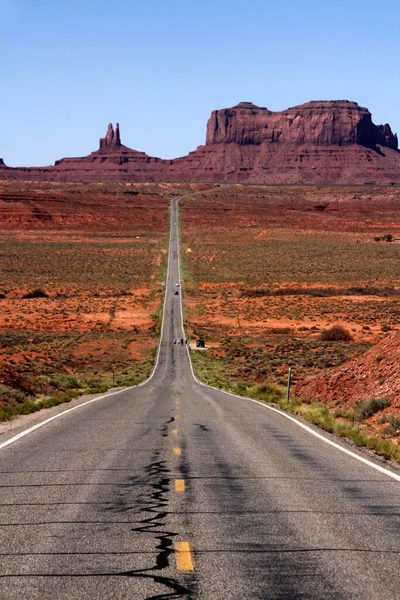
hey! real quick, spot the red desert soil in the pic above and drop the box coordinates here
[296,330,400,421]
[0,181,209,230]
[0,181,207,415]
[180,184,400,442]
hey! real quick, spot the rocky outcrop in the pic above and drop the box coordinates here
[377,124,398,150]
[1,100,399,184]
[206,100,398,150]
[53,122,165,175]
[296,330,400,410]
[99,122,121,150]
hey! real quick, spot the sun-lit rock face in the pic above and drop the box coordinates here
[206,100,398,150]
[1,101,399,184]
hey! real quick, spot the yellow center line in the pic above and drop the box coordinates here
[175,415,180,420]
[172,428,178,435]
[175,540,195,571]
[175,479,185,492]
[173,447,181,456]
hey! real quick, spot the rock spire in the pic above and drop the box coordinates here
[99,123,121,150]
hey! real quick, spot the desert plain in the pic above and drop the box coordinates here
[1,181,400,457]
[0,181,209,418]
[180,184,400,452]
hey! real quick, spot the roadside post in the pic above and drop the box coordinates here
[286,367,292,403]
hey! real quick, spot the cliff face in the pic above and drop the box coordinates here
[206,101,398,150]
[1,100,399,184]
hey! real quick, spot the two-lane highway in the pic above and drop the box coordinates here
[0,196,399,599]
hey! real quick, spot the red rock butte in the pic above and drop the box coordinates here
[1,100,400,184]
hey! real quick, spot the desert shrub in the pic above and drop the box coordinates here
[354,397,391,421]
[320,325,353,342]
[48,374,82,390]
[242,286,400,298]
[22,289,49,299]
[248,381,283,404]
[374,234,393,243]
[382,423,400,437]
[296,404,334,432]
[377,413,400,430]
[232,382,248,394]
[0,384,26,405]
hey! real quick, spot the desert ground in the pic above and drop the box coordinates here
[1,180,400,453]
[180,184,400,446]
[0,181,208,418]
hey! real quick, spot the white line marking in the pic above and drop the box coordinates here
[138,202,174,385]
[176,201,400,483]
[0,387,130,451]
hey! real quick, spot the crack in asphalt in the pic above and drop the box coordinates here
[160,417,176,439]
[107,444,191,599]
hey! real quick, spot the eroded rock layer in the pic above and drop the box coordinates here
[1,101,400,183]
[206,101,398,149]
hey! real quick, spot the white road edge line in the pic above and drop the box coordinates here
[0,387,130,451]
[176,200,400,483]
[0,196,179,452]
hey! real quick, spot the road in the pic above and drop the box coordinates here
[0,196,399,599]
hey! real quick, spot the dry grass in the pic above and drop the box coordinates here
[181,184,400,452]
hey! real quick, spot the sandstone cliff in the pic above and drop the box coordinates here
[206,101,398,149]
[1,100,399,184]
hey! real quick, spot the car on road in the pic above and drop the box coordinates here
[174,291,179,295]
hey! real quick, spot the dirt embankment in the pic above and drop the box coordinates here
[296,330,400,419]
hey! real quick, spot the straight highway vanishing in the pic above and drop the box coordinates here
[0,197,399,599]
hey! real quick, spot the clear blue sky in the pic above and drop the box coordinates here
[2,0,400,166]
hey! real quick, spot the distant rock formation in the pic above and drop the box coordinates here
[1,100,399,184]
[377,124,398,150]
[49,122,165,179]
[206,100,398,150]
[99,122,121,150]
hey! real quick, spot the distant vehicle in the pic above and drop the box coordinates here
[175,283,180,286]
[174,291,179,295]
[196,339,205,348]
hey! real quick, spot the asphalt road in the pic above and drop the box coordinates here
[0,197,399,599]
